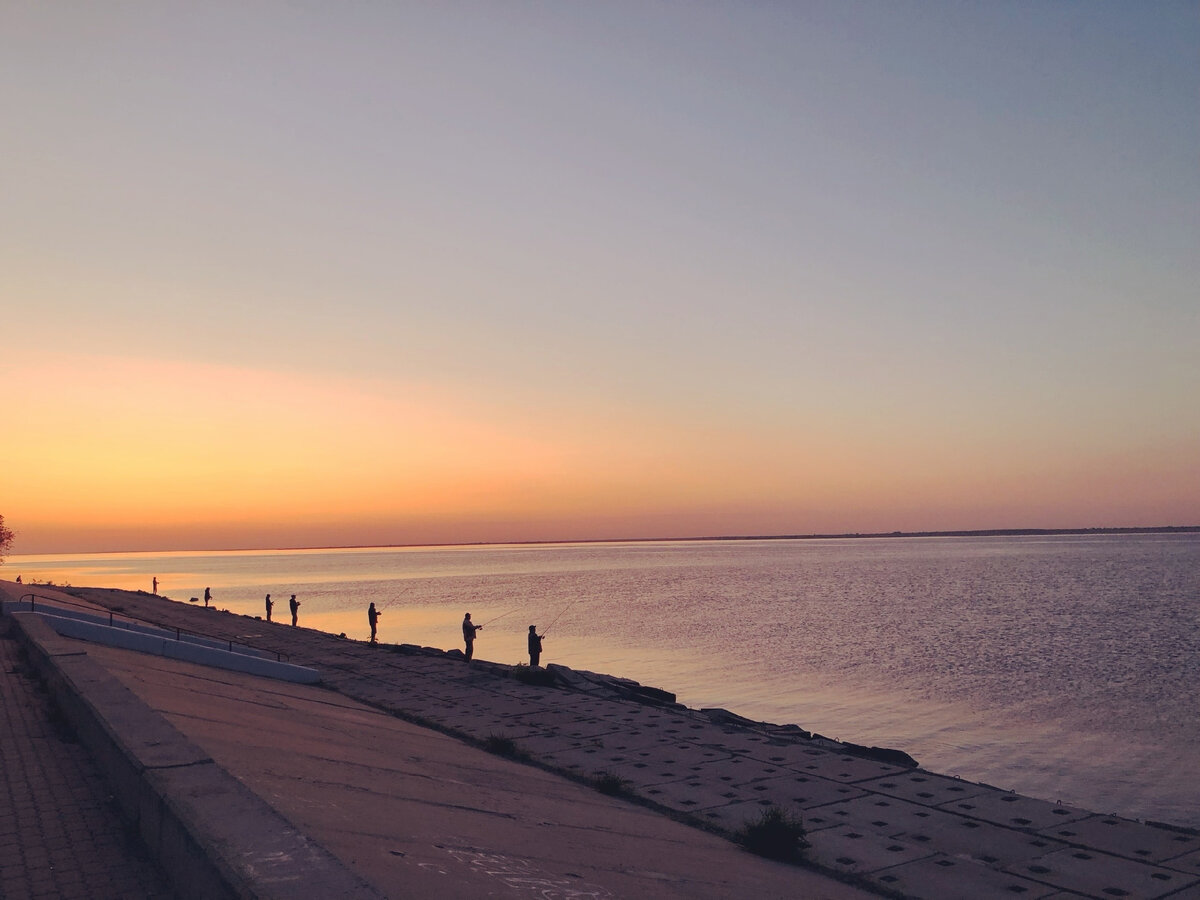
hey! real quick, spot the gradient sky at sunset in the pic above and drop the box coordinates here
[4,2,1198,554]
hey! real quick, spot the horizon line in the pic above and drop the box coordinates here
[10,524,1199,558]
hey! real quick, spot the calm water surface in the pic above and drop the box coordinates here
[10,534,1199,828]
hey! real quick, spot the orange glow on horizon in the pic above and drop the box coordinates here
[6,349,1197,554]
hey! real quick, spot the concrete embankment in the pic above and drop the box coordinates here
[2,582,871,899]
[5,581,1200,899]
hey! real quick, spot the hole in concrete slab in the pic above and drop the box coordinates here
[961,822,980,829]
[846,832,863,839]
[1052,808,1070,815]
[1058,830,1076,837]
[872,820,888,827]
[1102,818,1119,825]
[1151,874,1172,881]
[874,800,891,807]
[754,786,768,792]
[1012,818,1032,825]
[915,812,930,818]
[949,786,965,792]
[1135,850,1151,856]
[913,835,931,842]
[1002,796,1018,803]
[980,855,998,863]
[917,792,934,798]
[1101,890,1130,897]
[835,857,856,865]
[880,875,898,883]
[1072,853,1092,860]
[1028,865,1051,875]
[792,797,808,804]
[880,782,897,787]
[912,777,927,782]
[723,792,737,798]
[936,860,954,867]
[1006,887,1028,894]
[886,845,904,852]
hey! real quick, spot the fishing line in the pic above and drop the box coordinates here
[540,596,582,636]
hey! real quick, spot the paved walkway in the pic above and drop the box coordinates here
[0,616,174,900]
[7,583,1200,899]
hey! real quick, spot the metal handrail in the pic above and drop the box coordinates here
[12,592,289,663]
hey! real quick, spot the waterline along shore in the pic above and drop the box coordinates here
[3,581,1199,900]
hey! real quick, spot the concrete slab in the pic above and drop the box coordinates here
[855,769,994,806]
[810,794,1070,866]
[804,825,936,875]
[1036,814,1200,864]
[639,775,741,813]
[1006,846,1200,899]
[1163,847,1200,878]
[693,728,802,758]
[940,789,1093,831]
[747,742,909,783]
[730,772,872,812]
[584,741,733,782]
[525,716,626,740]
[874,855,1063,900]
[695,784,871,834]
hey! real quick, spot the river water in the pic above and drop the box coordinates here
[9,533,1199,828]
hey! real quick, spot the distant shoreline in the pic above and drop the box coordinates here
[14,525,1199,558]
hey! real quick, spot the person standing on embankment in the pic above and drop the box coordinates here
[528,625,544,667]
[462,613,482,662]
[368,602,381,643]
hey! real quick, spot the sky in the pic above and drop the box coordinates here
[3,2,1198,554]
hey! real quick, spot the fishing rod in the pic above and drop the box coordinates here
[540,596,582,637]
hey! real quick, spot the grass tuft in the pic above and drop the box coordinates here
[737,805,809,861]
[592,771,632,797]
[483,734,525,759]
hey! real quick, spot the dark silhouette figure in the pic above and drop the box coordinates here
[368,602,381,643]
[203,587,211,608]
[15,575,21,584]
[462,613,482,662]
[265,594,273,622]
[152,577,158,594]
[289,594,300,626]
[528,626,544,667]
